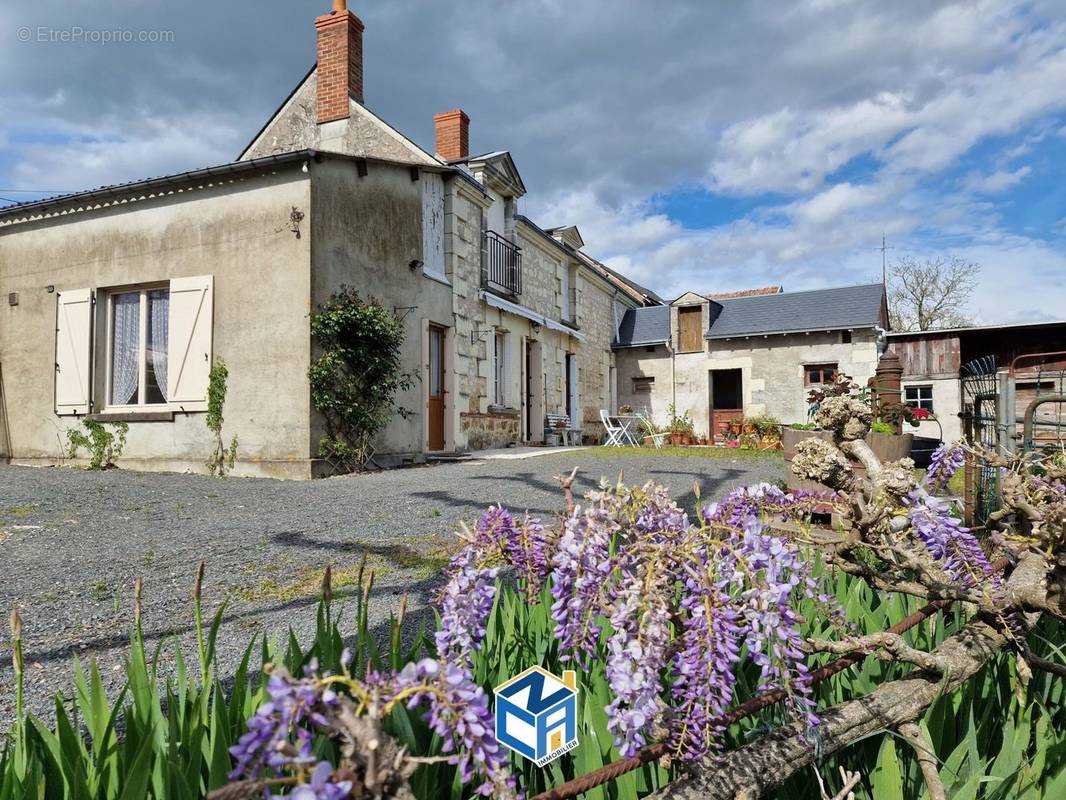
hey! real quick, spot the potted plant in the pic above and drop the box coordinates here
[667,404,695,445]
[639,417,662,447]
[619,403,635,415]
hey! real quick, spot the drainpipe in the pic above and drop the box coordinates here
[670,314,677,413]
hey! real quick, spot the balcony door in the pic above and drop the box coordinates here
[427,325,446,451]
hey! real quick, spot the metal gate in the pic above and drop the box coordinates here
[960,351,1066,525]
[960,356,999,524]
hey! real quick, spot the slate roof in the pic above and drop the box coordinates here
[707,286,782,300]
[612,283,886,348]
[706,283,886,339]
[614,306,670,347]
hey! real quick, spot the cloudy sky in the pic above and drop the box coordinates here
[3,0,1065,322]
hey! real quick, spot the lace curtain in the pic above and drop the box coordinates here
[111,293,140,405]
[148,289,169,401]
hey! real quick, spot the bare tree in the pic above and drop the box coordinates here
[888,255,981,331]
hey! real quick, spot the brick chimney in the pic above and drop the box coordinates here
[434,109,470,162]
[315,0,364,124]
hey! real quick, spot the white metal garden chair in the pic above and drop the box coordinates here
[600,410,626,447]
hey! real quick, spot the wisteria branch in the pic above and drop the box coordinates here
[808,632,949,674]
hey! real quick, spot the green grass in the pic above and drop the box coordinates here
[580,445,782,460]
[2,506,36,519]
[231,540,456,604]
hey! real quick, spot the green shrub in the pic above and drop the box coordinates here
[790,422,818,431]
[65,420,128,469]
[309,288,414,472]
[870,420,895,434]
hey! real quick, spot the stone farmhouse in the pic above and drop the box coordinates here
[0,0,905,477]
[614,283,889,440]
[0,0,660,478]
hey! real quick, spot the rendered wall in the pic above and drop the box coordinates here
[308,157,454,462]
[0,170,315,478]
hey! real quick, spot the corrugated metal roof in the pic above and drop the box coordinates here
[707,283,885,339]
[614,306,670,347]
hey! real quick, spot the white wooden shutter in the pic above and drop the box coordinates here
[54,288,94,416]
[167,275,213,407]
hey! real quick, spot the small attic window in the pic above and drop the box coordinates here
[633,376,654,393]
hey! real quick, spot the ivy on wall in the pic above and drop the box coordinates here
[206,359,239,477]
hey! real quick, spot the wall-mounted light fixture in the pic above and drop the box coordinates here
[409,259,424,272]
[530,321,542,334]
[46,285,55,293]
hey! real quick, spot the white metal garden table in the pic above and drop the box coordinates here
[612,414,642,446]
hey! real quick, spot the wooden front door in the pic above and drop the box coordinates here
[427,325,445,451]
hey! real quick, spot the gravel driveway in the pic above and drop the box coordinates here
[0,449,782,726]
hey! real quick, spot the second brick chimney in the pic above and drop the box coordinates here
[434,109,470,162]
[315,0,364,124]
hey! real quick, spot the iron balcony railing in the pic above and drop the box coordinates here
[481,230,522,296]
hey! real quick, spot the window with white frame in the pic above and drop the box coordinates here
[493,330,507,406]
[904,385,934,413]
[107,287,170,407]
[54,275,214,416]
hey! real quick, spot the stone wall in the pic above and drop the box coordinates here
[617,331,882,437]
[616,344,674,428]
[443,182,627,450]
[460,410,520,450]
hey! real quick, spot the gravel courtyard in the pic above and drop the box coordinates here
[0,449,782,726]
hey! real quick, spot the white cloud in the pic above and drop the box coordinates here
[4,0,1066,322]
[962,166,1032,194]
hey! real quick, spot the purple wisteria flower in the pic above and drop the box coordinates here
[604,583,671,756]
[476,506,552,597]
[393,658,519,799]
[732,518,817,724]
[926,442,965,490]
[704,482,843,529]
[229,671,335,780]
[668,582,741,761]
[549,503,618,665]
[435,546,499,669]
[906,490,993,586]
[288,761,353,800]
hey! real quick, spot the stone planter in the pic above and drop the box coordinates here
[782,427,914,492]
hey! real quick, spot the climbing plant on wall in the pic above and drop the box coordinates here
[308,287,414,472]
[205,359,239,477]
